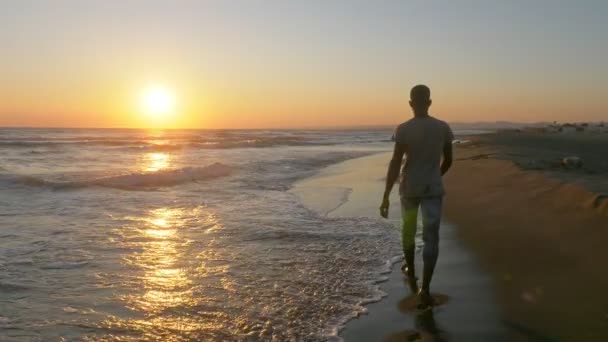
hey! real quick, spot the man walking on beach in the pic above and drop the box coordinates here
[379,84,454,307]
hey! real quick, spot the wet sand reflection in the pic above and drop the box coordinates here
[384,277,449,342]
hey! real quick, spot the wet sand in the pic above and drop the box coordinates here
[293,153,506,341]
[445,130,608,340]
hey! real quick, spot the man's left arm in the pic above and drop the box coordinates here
[441,124,454,176]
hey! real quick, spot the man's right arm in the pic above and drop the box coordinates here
[383,143,405,198]
[380,143,405,218]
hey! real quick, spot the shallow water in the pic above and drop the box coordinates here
[0,128,408,341]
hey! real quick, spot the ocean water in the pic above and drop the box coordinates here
[0,128,410,341]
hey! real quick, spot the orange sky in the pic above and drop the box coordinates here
[1,1,607,128]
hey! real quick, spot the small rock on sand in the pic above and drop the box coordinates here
[561,156,583,169]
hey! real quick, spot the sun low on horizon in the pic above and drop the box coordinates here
[139,84,177,126]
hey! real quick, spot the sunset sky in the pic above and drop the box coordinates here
[1,0,607,129]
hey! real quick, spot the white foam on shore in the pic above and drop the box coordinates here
[291,152,405,340]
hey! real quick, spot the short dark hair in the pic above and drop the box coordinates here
[410,84,431,104]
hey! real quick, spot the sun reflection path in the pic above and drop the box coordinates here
[143,152,170,172]
[124,208,192,313]
[99,205,239,340]
[124,207,222,312]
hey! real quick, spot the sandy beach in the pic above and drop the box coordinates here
[445,129,608,340]
[295,128,608,341]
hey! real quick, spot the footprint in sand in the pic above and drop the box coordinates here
[398,293,450,313]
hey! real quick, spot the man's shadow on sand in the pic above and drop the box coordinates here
[384,278,450,342]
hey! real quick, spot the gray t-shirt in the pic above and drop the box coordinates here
[394,115,454,198]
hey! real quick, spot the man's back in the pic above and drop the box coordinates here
[380,85,454,306]
[395,116,453,198]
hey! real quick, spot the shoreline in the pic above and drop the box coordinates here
[295,128,608,340]
[292,152,506,341]
[292,152,405,339]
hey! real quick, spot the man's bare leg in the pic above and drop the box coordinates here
[401,198,420,293]
[418,197,442,307]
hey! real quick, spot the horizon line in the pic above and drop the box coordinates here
[0,120,559,130]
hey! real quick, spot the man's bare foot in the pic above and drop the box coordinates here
[401,263,419,293]
[417,289,435,309]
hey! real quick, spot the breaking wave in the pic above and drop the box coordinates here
[0,137,320,150]
[1,163,232,190]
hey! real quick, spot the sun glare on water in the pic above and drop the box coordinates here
[140,85,175,119]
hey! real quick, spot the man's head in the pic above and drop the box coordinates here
[409,84,432,114]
